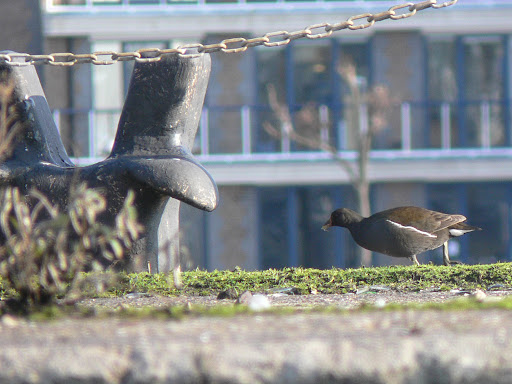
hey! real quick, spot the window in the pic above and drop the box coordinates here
[290,42,333,152]
[259,188,289,269]
[466,184,508,263]
[254,46,286,153]
[337,40,370,150]
[259,186,359,269]
[462,36,505,147]
[427,38,457,148]
[92,41,123,158]
[292,42,332,105]
[298,186,358,268]
[427,36,506,149]
[428,183,507,264]
[428,184,466,263]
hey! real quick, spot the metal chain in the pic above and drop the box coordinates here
[0,0,457,67]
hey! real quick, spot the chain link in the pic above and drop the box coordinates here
[0,0,457,67]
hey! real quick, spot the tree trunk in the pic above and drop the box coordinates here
[357,179,372,267]
[356,128,373,267]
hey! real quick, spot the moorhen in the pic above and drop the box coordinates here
[322,206,481,266]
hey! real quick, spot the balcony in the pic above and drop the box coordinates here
[42,0,512,51]
[55,99,512,185]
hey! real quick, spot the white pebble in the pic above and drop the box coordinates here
[374,298,387,308]
[249,294,271,311]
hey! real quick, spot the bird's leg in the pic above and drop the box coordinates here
[410,255,420,266]
[443,242,450,266]
[443,241,462,266]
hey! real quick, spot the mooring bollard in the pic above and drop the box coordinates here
[0,51,218,272]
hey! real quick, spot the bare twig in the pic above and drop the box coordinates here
[264,84,358,181]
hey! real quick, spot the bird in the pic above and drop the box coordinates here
[321,206,481,266]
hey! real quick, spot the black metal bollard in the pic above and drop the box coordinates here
[0,51,218,272]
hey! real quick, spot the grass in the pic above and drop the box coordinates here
[3,263,512,319]
[101,262,512,297]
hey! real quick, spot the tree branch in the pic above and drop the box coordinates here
[264,85,358,181]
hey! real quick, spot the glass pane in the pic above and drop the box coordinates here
[428,183,507,264]
[208,107,242,154]
[252,106,282,153]
[291,43,332,151]
[489,102,505,146]
[464,37,504,101]
[92,41,123,157]
[461,37,505,147]
[94,110,121,157]
[338,41,370,150]
[338,42,369,98]
[462,102,505,148]
[300,187,339,269]
[427,184,465,264]
[464,104,483,147]
[427,103,458,149]
[260,188,289,269]
[290,104,333,152]
[409,104,428,149]
[255,47,286,152]
[467,184,507,264]
[180,206,206,269]
[371,103,401,150]
[428,39,457,101]
[256,46,286,104]
[293,43,332,105]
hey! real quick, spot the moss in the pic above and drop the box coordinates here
[3,263,512,301]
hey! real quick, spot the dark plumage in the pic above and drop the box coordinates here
[322,206,481,266]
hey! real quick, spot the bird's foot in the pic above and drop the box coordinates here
[410,255,420,266]
[443,259,463,266]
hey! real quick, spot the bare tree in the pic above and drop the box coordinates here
[263,58,393,267]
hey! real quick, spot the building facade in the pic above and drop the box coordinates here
[35,0,512,269]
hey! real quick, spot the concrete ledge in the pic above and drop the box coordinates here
[1,309,511,383]
[205,156,512,186]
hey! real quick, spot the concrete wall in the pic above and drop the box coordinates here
[0,0,42,55]
[206,186,259,270]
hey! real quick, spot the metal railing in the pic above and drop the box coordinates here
[44,0,466,13]
[44,0,441,7]
[56,99,511,165]
[43,0,493,9]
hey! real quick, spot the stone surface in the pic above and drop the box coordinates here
[1,309,512,383]
[2,290,512,383]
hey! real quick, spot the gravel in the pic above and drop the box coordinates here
[77,287,512,310]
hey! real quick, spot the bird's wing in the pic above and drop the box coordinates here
[383,219,438,239]
[373,206,466,233]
